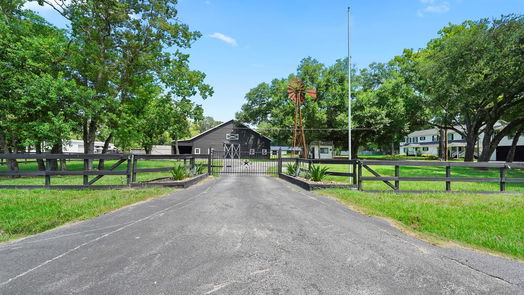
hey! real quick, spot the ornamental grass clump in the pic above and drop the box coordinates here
[286,163,298,176]
[171,164,188,180]
[307,165,329,182]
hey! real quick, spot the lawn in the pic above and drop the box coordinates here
[317,189,524,260]
[0,187,175,243]
[298,163,524,192]
[0,159,202,186]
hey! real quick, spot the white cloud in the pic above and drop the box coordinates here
[417,1,450,17]
[209,32,238,47]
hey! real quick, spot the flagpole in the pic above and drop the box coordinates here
[347,7,352,160]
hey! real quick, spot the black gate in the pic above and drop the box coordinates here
[211,149,278,176]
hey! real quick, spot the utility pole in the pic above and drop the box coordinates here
[347,6,352,160]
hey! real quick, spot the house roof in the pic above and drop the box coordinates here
[174,119,272,143]
[407,121,508,138]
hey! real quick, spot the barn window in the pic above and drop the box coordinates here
[249,149,255,155]
[261,149,267,155]
[226,133,239,140]
[194,148,200,154]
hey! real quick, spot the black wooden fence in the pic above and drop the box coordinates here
[277,155,524,193]
[0,153,209,189]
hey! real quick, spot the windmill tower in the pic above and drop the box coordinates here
[287,78,316,158]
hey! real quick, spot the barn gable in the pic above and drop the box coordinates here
[173,120,271,156]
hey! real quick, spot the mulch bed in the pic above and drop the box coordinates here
[279,173,356,191]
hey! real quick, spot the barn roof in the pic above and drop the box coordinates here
[174,120,271,143]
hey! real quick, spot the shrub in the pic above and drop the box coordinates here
[171,164,188,180]
[193,163,206,175]
[307,165,329,182]
[286,163,298,176]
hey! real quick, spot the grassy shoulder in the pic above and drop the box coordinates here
[0,187,175,243]
[317,188,524,260]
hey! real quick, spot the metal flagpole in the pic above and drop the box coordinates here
[347,7,352,160]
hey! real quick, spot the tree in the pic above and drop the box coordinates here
[237,58,425,158]
[0,5,80,172]
[39,0,212,164]
[196,116,223,134]
[401,15,524,161]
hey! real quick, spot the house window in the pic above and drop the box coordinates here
[403,148,407,153]
[420,136,426,141]
[320,148,329,154]
[422,147,429,152]
[261,149,267,155]
[249,149,255,155]
[448,134,454,141]
[226,133,239,140]
[194,148,200,154]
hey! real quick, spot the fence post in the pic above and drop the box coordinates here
[126,155,133,186]
[351,161,356,185]
[190,157,195,170]
[357,161,363,190]
[394,165,399,191]
[278,148,282,175]
[294,158,299,177]
[45,158,51,187]
[445,164,451,191]
[500,166,506,192]
[132,156,138,183]
[208,151,212,175]
[308,160,312,172]
[83,158,89,185]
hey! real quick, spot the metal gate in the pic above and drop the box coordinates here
[211,147,278,176]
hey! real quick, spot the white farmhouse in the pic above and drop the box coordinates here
[400,124,524,161]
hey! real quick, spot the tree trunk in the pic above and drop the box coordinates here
[463,133,477,162]
[83,119,97,170]
[97,133,113,170]
[35,142,46,171]
[444,129,448,161]
[506,128,523,163]
[438,129,445,160]
[479,118,524,162]
[7,147,19,178]
[49,144,61,171]
[174,137,180,155]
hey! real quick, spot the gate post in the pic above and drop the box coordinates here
[208,150,212,175]
[278,148,282,175]
[357,161,363,191]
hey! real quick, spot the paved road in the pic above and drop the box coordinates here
[0,177,522,294]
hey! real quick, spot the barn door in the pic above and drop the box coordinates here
[224,144,240,159]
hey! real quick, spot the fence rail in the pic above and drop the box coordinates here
[0,153,209,189]
[277,156,524,193]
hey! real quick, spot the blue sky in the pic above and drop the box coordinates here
[26,0,524,122]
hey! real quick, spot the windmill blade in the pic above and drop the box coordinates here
[306,89,317,99]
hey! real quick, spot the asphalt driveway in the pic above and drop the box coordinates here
[0,176,522,294]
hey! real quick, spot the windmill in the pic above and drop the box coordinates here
[288,78,316,158]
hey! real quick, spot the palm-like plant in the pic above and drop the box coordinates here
[307,165,329,182]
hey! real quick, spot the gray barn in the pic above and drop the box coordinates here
[173,120,271,158]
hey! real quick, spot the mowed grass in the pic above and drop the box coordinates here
[0,159,204,186]
[318,189,524,260]
[0,188,175,243]
[302,163,524,192]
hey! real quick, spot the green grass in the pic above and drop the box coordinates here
[318,189,524,260]
[0,188,175,243]
[0,159,201,186]
[300,163,524,192]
